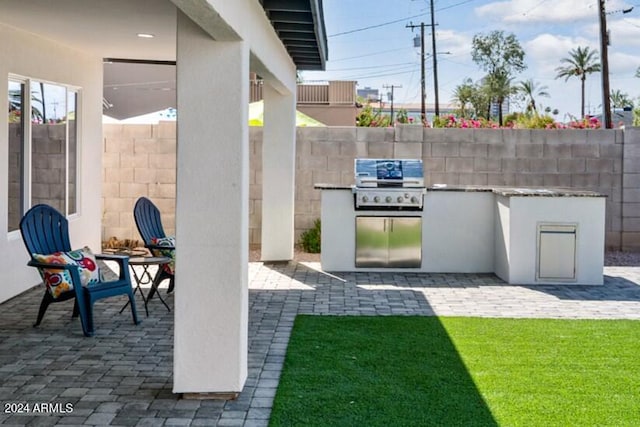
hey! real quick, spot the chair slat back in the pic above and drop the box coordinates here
[20,204,72,256]
[134,197,167,245]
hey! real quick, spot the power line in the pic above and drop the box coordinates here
[327,62,416,72]
[521,0,551,16]
[330,47,414,62]
[436,0,482,12]
[329,12,429,37]
[328,0,482,38]
[406,22,426,124]
[340,67,419,81]
[383,84,403,124]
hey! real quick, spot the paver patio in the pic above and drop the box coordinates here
[1,261,639,426]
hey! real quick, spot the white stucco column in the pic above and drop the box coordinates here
[261,83,296,261]
[174,12,248,395]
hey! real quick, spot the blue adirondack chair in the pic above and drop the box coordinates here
[134,197,175,295]
[20,204,140,337]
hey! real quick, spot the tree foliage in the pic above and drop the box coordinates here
[451,78,494,120]
[451,78,475,118]
[610,89,632,109]
[471,30,527,126]
[555,46,601,119]
[516,79,550,114]
[356,103,391,127]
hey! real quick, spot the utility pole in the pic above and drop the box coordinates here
[598,0,612,128]
[407,22,426,126]
[429,0,440,117]
[383,84,402,125]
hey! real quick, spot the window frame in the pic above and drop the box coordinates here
[7,74,81,235]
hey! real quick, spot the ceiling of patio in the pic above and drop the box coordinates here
[0,0,326,66]
[0,0,327,119]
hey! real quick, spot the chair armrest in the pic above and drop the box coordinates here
[27,259,85,296]
[96,253,129,262]
[96,253,130,281]
[27,260,80,271]
[146,243,175,251]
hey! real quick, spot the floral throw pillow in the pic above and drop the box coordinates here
[32,246,100,299]
[151,236,176,275]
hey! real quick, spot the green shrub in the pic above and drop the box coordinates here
[299,219,321,253]
[512,113,556,129]
[356,104,391,127]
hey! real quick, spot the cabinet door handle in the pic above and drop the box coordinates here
[390,218,394,232]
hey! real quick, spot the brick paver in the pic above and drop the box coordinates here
[1,262,639,425]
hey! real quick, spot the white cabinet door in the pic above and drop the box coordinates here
[537,224,577,281]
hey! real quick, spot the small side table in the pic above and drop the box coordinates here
[120,256,171,316]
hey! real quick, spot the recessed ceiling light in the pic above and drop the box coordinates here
[137,33,155,38]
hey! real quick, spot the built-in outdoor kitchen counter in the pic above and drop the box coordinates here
[315,177,606,285]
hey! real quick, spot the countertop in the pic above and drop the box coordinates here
[314,183,605,197]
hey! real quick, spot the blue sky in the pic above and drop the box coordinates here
[301,0,640,122]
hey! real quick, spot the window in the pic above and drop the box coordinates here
[8,80,24,232]
[7,77,79,232]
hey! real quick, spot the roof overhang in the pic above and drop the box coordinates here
[260,0,328,71]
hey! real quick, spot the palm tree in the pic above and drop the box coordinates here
[516,78,549,114]
[452,78,475,118]
[483,72,515,126]
[610,89,632,109]
[555,46,601,119]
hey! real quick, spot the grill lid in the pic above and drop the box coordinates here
[355,159,424,188]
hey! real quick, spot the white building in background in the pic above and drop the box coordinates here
[357,86,380,101]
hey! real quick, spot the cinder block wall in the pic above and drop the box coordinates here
[9,123,77,231]
[622,127,640,250]
[102,122,176,243]
[102,123,639,251]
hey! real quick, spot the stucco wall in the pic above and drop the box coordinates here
[297,105,359,126]
[1,24,103,302]
[102,123,640,251]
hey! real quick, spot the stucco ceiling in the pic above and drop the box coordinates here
[0,0,327,67]
[0,0,178,61]
[103,61,176,120]
[0,0,327,119]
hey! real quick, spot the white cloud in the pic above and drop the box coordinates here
[609,51,640,77]
[608,17,640,48]
[314,0,639,121]
[475,0,632,25]
[475,0,595,24]
[525,34,597,76]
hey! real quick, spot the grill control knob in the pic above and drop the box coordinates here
[397,196,404,203]
[385,196,392,203]
[362,195,369,203]
[410,196,419,204]
[374,196,380,202]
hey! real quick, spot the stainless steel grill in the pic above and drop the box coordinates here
[353,159,426,210]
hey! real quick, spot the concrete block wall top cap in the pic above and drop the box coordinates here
[427,184,493,192]
[313,183,351,190]
[493,187,606,197]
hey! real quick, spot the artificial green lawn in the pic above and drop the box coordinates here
[269,316,640,427]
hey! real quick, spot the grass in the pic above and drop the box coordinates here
[269,316,640,427]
